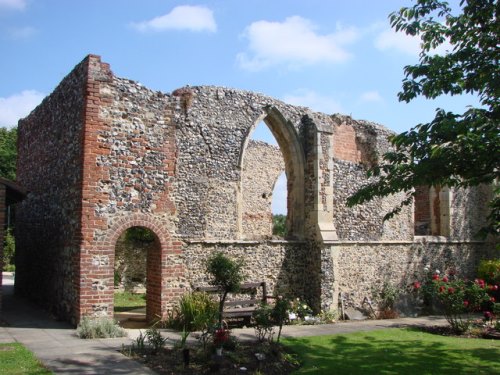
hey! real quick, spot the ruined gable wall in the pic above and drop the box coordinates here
[15,56,90,320]
[241,140,285,239]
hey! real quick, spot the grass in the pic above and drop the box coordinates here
[0,343,52,374]
[114,291,146,312]
[283,328,500,375]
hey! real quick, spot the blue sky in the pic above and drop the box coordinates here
[0,0,475,213]
[0,0,475,133]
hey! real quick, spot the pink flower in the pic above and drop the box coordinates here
[484,311,493,319]
[432,274,440,281]
[439,286,446,293]
[463,300,469,307]
[448,287,455,294]
[491,297,496,303]
[413,281,421,289]
[442,276,449,282]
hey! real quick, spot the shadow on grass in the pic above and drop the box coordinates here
[113,306,146,312]
[284,328,500,375]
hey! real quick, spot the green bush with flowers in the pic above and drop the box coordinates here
[413,266,499,334]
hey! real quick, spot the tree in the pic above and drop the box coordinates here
[348,0,499,236]
[0,126,17,180]
[206,252,244,328]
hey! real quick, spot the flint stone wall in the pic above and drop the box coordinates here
[13,54,496,323]
[241,140,285,239]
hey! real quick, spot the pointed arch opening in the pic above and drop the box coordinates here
[238,106,305,240]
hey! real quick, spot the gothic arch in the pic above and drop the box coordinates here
[238,106,305,239]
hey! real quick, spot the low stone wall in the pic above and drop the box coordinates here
[182,240,311,304]
[326,239,496,313]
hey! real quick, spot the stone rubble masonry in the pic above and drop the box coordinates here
[14,54,497,324]
[241,140,285,239]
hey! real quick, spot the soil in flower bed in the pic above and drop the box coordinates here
[124,341,299,374]
[420,324,500,339]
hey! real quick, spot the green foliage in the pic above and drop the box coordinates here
[145,326,168,354]
[253,303,275,342]
[0,343,52,374]
[272,214,287,237]
[283,328,500,375]
[164,292,218,332]
[477,259,500,285]
[348,0,500,235]
[125,226,156,243]
[206,252,244,327]
[76,316,127,339]
[289,298,313,319]
[271,297,289,342]
[371,281,401,318]
[0,126,17,180]
[418,271,494,334]
[2,227,15,271]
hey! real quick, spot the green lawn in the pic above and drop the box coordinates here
[284,328,500,375]
[0,343,52,374]
[114,291,146,312]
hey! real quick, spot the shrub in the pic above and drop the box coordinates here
[76,317,127,339]
[206,252,244,328]
[415,269,496,334]
[2,227,15,271]
[478,259,500,285]
[253,303,275,342]
[372,281,401,319]
[145,326,167,354]
[164,292,218,331]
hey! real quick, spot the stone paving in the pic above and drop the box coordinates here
[1,273,448,374]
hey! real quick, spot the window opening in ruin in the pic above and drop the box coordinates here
[414,185,450,236]
[240,121,287,239]
[113,226,158,327]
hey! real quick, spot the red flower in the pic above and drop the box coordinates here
[439,286,446,293]
[432,274,440,281]
[214,328,229,346]
[491,297,496,303]
[413,281,421,289]
[442,276,449,282]
[463,300,469,307]
[484,311,493,319]
[448,287,455,294]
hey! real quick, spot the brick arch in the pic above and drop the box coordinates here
[99,214,180,322]
[238,106,305,239]
[105,213,172,250]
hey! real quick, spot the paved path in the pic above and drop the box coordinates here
[0,273,448,374]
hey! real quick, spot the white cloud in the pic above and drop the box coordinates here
[0,90,45,128]
[237,16,359,71]
[7,26,36,39]
[283,89,343,114]
[0,0,26,10]
[375,28,452,56]
[131,5,216,33]
[374,28,421,55]
[360,90,383,103]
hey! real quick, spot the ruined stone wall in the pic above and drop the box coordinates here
[172,86,308,240]
[328,115,413,241]
[77,59,182,322]
[450,185,493,240]
[15,57,89,320]
[183,240,310,302]
[327,240,496,313]
[241,140,285,239]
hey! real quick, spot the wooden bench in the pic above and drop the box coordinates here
[195,282,268,323]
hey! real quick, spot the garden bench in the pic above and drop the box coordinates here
[195,281,268,323]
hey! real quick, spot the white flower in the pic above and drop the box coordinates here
[435,269,441,275]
